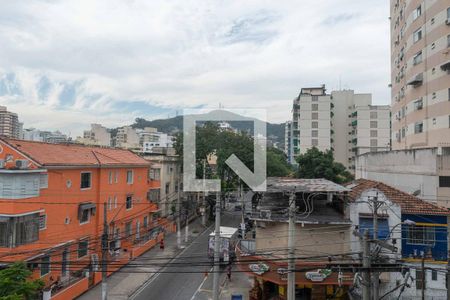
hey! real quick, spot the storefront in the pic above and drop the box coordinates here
[242,259,353,300]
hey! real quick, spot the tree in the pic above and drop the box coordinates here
[295,147,353,184]
[267,147,293,177]
[0,262,44,300]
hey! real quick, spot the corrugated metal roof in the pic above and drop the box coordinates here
[266,177,349,193]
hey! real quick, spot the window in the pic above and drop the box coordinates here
[370,139,378,147]
[413,28,422,43]
[414,99,423,110]
[78,239,89,258]
[370,111,377,119]
[312,112,318,120]
[311,130,318,138]
[312,121,318,129]
[0,214,40,247]
[311,139,318,147]
[80,209,90,224]
[143,216,148,228]
[108,196,112,210]
[136,221,140,240]
[125,222,132,237]
[148,189,160,203]
[370,121,378,128]
[413,51,422,65]
[126,170,133,184]
[115,170,118,183]
[416,270,425,290]
[432,270,438,281]
[40,174,48,189]
[165,183,170,194]
[407,225,435,246]
[80,172,91,189]
[433,118,436,125]
[432,92,436,99]
[370,130,377,138]
[402,127,406,138]
[311,104,319,111]
[413,5,421,20]
[359,217,390,239]
[447,35,450,48]
[114,195,118,208]
[39,214,46,230]
[414,122,423,134]
[149,168,161,180]
[41,255,50,276]
[126,195,133,210]
[448,7,450,19]
[311,95,318,101]
[439,176,450,187]
[108,171,112,184]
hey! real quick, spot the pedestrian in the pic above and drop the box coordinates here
[160,238,165,250]
[226,264,232,281]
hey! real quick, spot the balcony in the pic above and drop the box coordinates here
[351,120,357,127]
[407,73,423,87]
[0,169,47,199]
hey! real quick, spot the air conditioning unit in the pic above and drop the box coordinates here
[15,159,29,169]
[260,210,271,220]
[0,160,5,168]
[445,18,450,25]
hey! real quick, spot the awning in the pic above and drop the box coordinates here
[78,202,96,220]
[441,61,450,72]
[407,73,423,86]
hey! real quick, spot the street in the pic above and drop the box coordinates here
[131,211,241,300]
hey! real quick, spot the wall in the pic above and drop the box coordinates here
[355,148,441,203]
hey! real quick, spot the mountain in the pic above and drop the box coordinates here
[131,115,286,148]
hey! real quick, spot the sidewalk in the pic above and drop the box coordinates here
[77,217,210,300]
[219,265,253,300]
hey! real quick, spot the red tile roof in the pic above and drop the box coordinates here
[1,138,150,167]
[346,179,450,216]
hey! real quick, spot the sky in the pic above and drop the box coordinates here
[0,0,390,137]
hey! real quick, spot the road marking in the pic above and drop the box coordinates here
[129,223,214,300]
[190,266,213,300]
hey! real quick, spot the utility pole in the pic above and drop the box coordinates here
[202,159,207,226]
[372,193,380,300]
[177,170,182,248]
[421,255,426,300]
[287,192,296,300]
[184,196,189,243]
[212,191,221,300]
[101,202,108,300]
[362,229,371,300]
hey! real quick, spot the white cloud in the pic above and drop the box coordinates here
[0,0,390,135]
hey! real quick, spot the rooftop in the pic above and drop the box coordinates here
[266,177,349,193]
[1,138,149,167]
[346,179,450,216]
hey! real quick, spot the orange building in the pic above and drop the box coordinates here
[0,138,165,298]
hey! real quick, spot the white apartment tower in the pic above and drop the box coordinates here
[0,106,21,139]
[82,124,111,146]
[390,0,450,149]
[288,87,391,171]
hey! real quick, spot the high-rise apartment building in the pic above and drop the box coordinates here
[80,123,111,146]
[288,87,391,171]
[0,106,21,138]
[390,0,450,150]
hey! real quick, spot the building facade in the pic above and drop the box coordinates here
[391,0,450,150]
[79,123,111,146]
[347,179,450,299]
[288,87,391,171]
[356,146,450,207]
[0,138,166,298]
[0,106,21,139]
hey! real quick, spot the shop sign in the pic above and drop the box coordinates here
[305,269,332,282]
[249,262,269,275]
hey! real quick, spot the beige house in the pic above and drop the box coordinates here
[391,0,450,150]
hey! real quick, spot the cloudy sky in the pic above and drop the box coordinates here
[0,0,390,137]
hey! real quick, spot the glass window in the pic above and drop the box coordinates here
[115,170,119,183]
[413,5,421,20]
[416,270,425,289]
[108,171,113,184]
[143,216,148,228]
[311,139,318,147]
[312,121,318,129]
[125,222,132,237]
[311,104,319,111]
[126,195,133,210]
[413,51,422,65]
[407,225,435,246]
[126,170,133,184]
[432,270,438,281]
[370,139,378,147]
[370,121,378,128]
[80,172,91,189]
[108,196,112,210]
[78,240,89,258]
[370,111,377,119]
[311,95,318,101]
[359,217,390,239]
[80,209,90,224]
[370,130,377,138]
[439,176,450,187]
[414,99,423,110]
[414,122,423,134]
[114,195,118,208]
[413,28,422,43]
[311,112,318,120]
[311,130,318,138]
[41,255,50,276]
[165,183,170,194]
[39,214,46,230]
